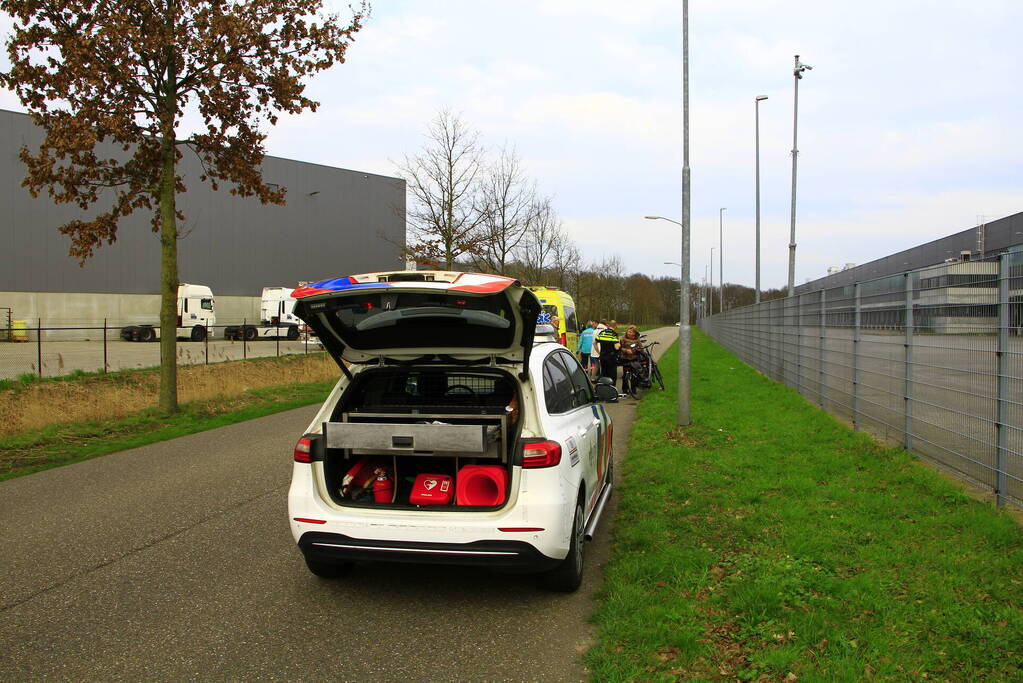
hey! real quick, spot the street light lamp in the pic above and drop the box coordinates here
[719,207,727,312]
[788,55,812,297]
[755,95,768,304]
[645,215,682,226]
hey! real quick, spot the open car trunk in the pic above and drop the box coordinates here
[320,366,521,511]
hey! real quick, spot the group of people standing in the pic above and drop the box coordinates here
[575,320,644,391]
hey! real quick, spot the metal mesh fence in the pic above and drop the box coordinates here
[701,252,1023,508]
[0,321,322,381]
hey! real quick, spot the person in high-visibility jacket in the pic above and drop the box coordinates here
[595,321,621,383]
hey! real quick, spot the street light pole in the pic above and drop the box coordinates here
[710,246,715,314]
[755,95,768,304]
[678,0,692,426]
[788,55,812,297]
[645,0,692,426]
[719,207,726,312]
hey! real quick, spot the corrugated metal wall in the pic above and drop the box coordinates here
[0,109,405,296]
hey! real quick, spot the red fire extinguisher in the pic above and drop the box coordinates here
[372,467,394,503]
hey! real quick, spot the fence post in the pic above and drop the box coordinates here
[243,318,247,360]
[795,294,803,395]
[819,288,827,408]
[276,322,281,357]
[103,318,108,373]
[996,253,1009,507]
[205,324,209,365]
[853,284,861,431]
[37,318,42,377]
[904,272,914,451]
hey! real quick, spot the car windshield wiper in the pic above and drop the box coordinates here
[354,307,511,332]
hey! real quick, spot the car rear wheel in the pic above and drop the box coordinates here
[543,498,585,592]
[304,557,354,579]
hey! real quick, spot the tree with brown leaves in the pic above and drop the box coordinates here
[0,0,367,414]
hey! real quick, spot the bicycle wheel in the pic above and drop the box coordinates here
[651,361,665,390]
[623,368,639,399]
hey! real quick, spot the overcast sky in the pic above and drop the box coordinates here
[3,1,1021,288]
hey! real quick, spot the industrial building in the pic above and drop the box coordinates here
[0,108,406,328]
[794,211,1023,333]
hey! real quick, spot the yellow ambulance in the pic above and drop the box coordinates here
[526,286,579,350]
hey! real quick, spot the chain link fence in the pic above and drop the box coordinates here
[701,251,1023,508]
[0,320,322,381]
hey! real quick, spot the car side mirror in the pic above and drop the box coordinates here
[594,377,618,402]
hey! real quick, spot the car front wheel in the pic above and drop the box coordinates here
[543,498,585,592]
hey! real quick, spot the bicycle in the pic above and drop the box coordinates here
[635,340,665,391]
[618,354,643,399]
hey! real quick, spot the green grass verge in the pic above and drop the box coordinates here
[0,379,334,481]
[586,329,1023,681]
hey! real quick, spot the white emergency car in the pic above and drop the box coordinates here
[287,270,618,591]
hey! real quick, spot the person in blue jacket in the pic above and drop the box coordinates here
[577,321,597,378]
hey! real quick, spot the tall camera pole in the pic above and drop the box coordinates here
[678,0,692,426]
[787,55,812,297]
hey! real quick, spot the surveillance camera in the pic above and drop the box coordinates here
[804,64,814,70]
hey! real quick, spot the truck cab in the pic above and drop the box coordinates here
[120,283,216,342]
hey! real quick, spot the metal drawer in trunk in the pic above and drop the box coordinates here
[324,420,502,458]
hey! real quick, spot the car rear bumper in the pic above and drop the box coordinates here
[298,531,561,572]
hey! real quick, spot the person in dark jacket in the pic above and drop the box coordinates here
[595,321,621,383]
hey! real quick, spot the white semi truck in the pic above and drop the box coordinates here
[120,283,216,342]
[223,287,301,341]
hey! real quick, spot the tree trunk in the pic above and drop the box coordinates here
[158,129,178,414]
[158,56,179,415]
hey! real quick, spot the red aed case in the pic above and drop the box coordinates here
[410,473,454,505]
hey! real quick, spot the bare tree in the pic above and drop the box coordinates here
[471,145,535,275]
[0,0,366,414]
[550,231,582,293]
[396,109,487,269]
[514,196,560,284]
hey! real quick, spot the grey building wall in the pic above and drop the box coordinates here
[795,211,1023,294]
[0,109,405,296]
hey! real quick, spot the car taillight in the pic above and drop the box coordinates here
[294,437,312,463]
[559,332,567,346]
[522,440,561,468]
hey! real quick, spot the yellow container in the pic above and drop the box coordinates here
[10,320,28,342]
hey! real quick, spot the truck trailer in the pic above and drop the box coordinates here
[120,284,216,342]
[224,287,301,341]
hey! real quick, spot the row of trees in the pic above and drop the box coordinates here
[396,109,580,279]
[398,110,785,328]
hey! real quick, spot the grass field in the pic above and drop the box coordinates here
[0,353,339,480]
[587,329,1023,681]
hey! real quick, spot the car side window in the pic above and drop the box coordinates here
[542,354,575,414]
[564,306,578,333]
[553,351,593,407]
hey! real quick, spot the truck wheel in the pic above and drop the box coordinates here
[140,327,156,342]
[543,498,585,592]
[244,326,257,341]
[190,325,206,342]
[286,325,299,341]
[304,558,353,579]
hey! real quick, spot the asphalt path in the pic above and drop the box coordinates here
[0,327,678,682]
